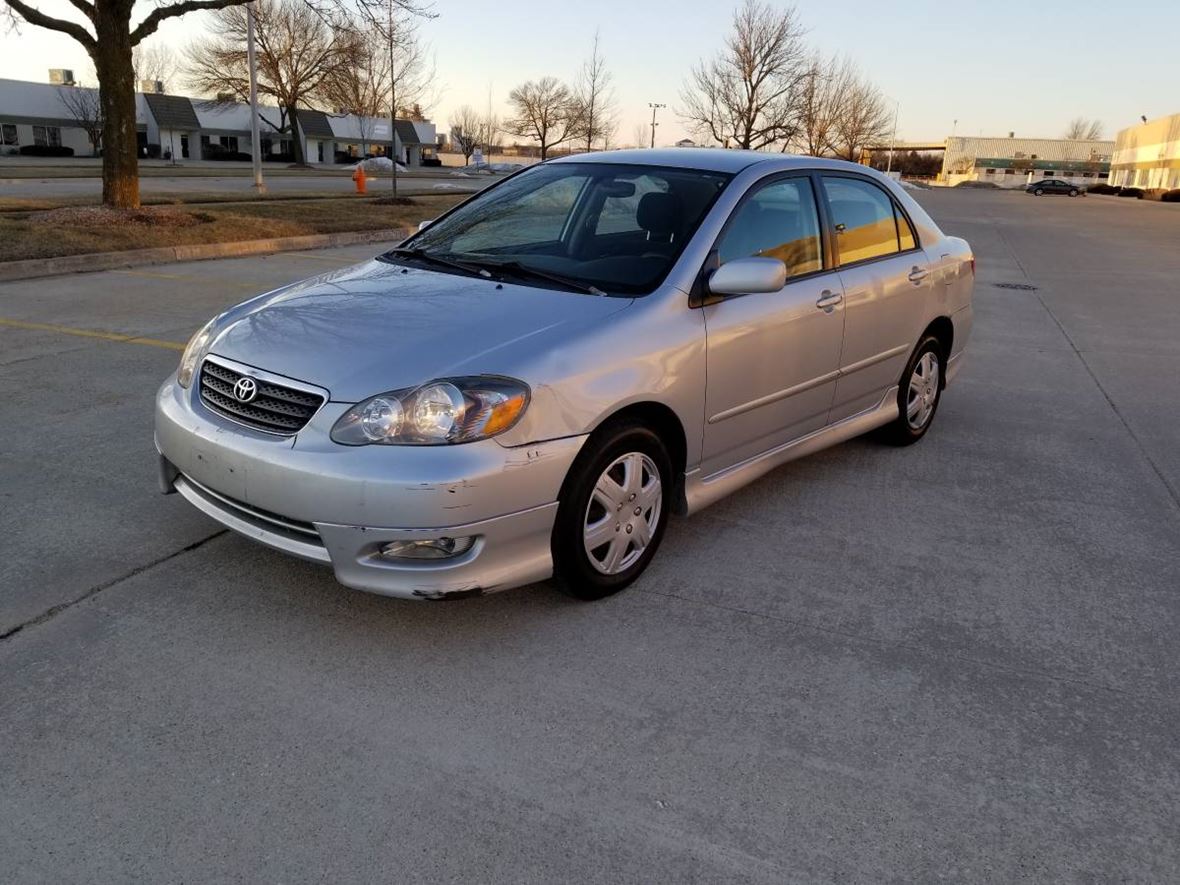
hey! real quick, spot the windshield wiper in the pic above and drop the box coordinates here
[386,247,492,279]
[475,259,606,296]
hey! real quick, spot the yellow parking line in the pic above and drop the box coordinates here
[284,253,359,265]
[0,317,186,351]
[112,269,261,289]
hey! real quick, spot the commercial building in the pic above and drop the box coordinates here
[0,75,436,165]
[1109,113,1180,191]
[940,135,1114,188]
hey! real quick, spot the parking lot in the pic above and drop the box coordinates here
[2,189,1178,881]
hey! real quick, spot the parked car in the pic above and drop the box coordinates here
[1027,178,1082,197]
[156,150,975,601]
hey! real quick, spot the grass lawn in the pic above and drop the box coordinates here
[0,195,465,263]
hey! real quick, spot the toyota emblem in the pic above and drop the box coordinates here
[233,376,258,403]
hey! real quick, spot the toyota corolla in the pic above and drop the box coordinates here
[155,149,974,601]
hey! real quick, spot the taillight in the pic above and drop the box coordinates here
[969,257,976,275]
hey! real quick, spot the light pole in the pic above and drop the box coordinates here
[648,103,665,149]
[885,99,900,174]
[246,2,265,194]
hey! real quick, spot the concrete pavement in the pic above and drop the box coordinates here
[1,191,1178,882]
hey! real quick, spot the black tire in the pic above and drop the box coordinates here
[1069,188,1079,197]
[1033,188,1044,196]
[877,336,944,446]
[551,423,672,600]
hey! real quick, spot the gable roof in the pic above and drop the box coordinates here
[143,93,200,131]
[299,108,334,139]
[395,119,421,145]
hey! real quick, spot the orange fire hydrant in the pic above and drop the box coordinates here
[352,165,367,195]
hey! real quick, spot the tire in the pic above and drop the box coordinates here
[551,423,672,600]
[1034,188,1044,196]
[877,336,944,446]
[1069,189,1079,197]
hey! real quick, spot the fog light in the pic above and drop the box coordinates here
[380,536,475,560]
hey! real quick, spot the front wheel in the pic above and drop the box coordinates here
[551,424,672,600]
[877,336,944,446]
[1034,188,1044,196]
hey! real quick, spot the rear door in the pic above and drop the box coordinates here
[821,174,934,422]
[700,174,846,476]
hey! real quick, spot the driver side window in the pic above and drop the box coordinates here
[717,178,823,279]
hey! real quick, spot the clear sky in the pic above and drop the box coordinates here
[2,0,1178,145]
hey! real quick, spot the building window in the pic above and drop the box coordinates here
[1,123,17,145]
[180,136,189,159]
[33,125,61,147]
[1004,169,1015,175]
[984,167,996,175]
[280,139,292,155]
[218,135,239,152]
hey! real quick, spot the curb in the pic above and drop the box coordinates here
[0,227,412,283]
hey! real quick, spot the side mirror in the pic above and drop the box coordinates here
[417,219,434,232]
[708,257,786,296]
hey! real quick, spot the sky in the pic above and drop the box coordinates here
[2,0,1178,146]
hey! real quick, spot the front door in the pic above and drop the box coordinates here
[819,174,934,421]
[701,175,846,477]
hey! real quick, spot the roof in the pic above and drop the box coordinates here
[552,147,869,175]
[0,78,148,126]
[395,119,421,145]
[298,108,334,139]
[143,93,200,131]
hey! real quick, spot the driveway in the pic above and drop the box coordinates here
[1,190,1177,882]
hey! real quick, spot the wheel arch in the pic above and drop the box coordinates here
[922,316,954,384]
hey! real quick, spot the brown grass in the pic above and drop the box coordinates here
[0,195,464,263]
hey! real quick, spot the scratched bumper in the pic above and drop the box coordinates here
[155,374,586,598]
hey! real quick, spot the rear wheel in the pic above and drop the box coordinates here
[1034,188,1045,196]
[552,424,672,600]
[877,336,944,446]
[1069,188,1079,197]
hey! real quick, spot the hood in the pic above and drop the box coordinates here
[207,259,633,402]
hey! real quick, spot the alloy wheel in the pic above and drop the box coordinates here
[583,452,662,575]
[906,351,940,430]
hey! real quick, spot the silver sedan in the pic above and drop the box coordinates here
[155,149,974,600]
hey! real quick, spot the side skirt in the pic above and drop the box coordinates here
[682,386,899,516]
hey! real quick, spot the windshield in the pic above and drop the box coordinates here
[384,162,732,296]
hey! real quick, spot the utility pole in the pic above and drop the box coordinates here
[885,100,900,174]
[648,103,665,149]
[246,2,265,194]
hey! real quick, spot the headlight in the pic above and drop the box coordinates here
[331,377,529,446]
[177,316,218,388]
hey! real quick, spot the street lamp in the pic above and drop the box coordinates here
[246,2,265,194]
[885,99,900,174]
[648,103,665,149]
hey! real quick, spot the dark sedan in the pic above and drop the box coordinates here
[1027,178,1083,197]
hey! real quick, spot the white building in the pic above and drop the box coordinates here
[940,135,1114,188]
[0,75,436,166]
[1109,114,1180,191]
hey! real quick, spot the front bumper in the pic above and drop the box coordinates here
[155,371,585,599]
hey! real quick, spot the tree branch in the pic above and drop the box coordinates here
[4,0,95,49]
[131,0,248,45]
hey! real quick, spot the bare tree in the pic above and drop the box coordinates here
[1064,117,1103,140]
[133,42,180,91]
[57,84,104,155]
[186,0,358,165]
[3,0,249,207]
[829,65,891,162]
[322,29,392,157]
[572,30,617,153]
[506,76,579,160]
[631,122,649,149]
[679,0,809,150]
[793,54,851,156]
[450,103,481,162]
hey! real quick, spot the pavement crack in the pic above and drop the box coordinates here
[993,222,1180,515]
[0,530,228,642]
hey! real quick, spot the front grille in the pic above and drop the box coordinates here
[199,359,324,435]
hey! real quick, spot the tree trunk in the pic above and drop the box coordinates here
[287,106,306,165]
[91,5,139,209]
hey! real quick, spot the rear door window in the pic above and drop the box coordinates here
[822,176,914,264]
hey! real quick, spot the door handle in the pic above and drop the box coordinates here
[816,290,843,312]
[908,266,929,284]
